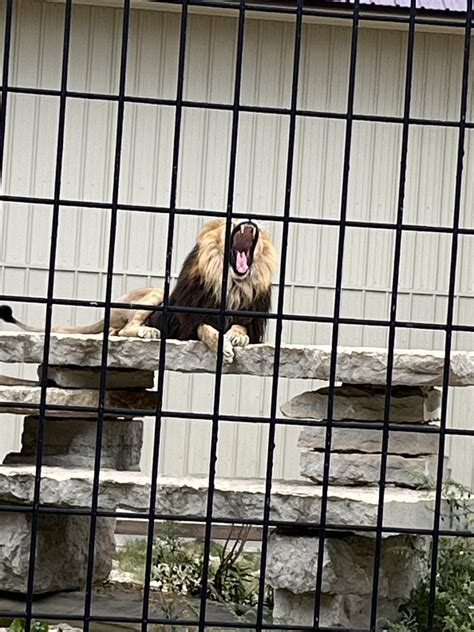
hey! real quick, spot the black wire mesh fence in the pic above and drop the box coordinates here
[0,0,473,631]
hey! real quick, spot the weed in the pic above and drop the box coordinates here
[8,621,48,632]
[115,521,273,621]
[383,536,474,632]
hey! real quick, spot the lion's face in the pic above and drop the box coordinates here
[229,220,259,280]
[194,218,276,300]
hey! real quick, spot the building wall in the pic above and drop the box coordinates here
[0,0,473,487]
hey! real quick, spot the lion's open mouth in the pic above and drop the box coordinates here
[230,221,259,277]
[235,251,249,274]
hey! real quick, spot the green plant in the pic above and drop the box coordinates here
[115,534,148,581]
[208,524,272,609]
[9,620,49,632]
[442,479,474,530]
[115,522,273,615]
[407,471,436,491]
[152,522,270,607]
[383,536,474,632]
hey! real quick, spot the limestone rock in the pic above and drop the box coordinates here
[0,374,38,386]
[0,512,115,594]
[4,417,143,470]
[39,365,154,389]
[0,465,461,532]
[298,425,439,455]
[281,385,441,423]
[273,589,407,628]
[1,331,474,385]
[0,385,157,416]
[300,450,438,488]
[268,533,428,627]
[267,533,427,595]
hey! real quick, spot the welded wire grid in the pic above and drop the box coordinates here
[0,1,472,631]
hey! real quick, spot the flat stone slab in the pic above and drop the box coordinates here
[0,385,157,416]
[0,585,247,630]
[0,465,461,533]
[1,332,474,385]
[298,425,440,455]
[301,451,438,488]
[0,374,38,386]
[281,385,440,423]
[39,366,155,389]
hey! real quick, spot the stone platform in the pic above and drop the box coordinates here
[0,466,446,531]
[0,332,472,627]
[1,331,474,384]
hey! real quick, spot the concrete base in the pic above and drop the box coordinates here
[0,512,115,594]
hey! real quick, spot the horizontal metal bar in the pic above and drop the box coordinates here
[3,291,474,332]
[2,84,474,128]
[3,192,474,236]
[0,400,472,436]
[0,503,470,538]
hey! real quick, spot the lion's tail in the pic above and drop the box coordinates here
[0,305,104,334]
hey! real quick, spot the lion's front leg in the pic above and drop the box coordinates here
[197,323,234,363]
[226,324,250,348]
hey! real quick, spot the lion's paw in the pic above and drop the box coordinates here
[227,330,249,348]
[137,326,161,340]
[222,336,235,364]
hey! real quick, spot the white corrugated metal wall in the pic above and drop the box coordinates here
[0,0,473,487]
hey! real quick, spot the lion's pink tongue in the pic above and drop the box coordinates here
[236,251,249,274]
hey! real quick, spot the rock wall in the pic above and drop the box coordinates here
[272,382,442,627]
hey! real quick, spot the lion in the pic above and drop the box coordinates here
[0,219,277,363]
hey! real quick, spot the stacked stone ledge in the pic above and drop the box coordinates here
[285,384,442,489]
[0,362,154,594]
[0,333,470,625]
[268,383,443,628]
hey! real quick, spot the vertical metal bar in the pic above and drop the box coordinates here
[197,2,247,629]
[254,2,304,631]
[0,0,13,182]
[81,1,131,629]
[140,0,188,629]
[369,1,417,629]
[312,0,360,627]
[427,0,472,628]
[23,0,73,629]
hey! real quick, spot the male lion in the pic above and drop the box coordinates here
[0,219,277,363]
